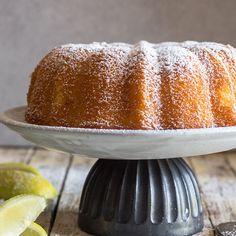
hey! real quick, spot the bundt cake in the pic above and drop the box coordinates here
[25,41,236,130]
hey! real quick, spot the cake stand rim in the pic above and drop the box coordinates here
[1,106,236,159]
[1,105,236,136]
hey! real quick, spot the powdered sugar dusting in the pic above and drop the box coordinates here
[26,41,236,130]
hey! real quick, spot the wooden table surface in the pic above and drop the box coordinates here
[0,147,236,236]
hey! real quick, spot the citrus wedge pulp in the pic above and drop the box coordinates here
[0,195,46,236]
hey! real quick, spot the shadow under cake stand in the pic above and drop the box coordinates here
[1,107,236,236]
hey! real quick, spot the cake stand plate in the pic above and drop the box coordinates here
[1,106,236,159]
[1,106,236,236]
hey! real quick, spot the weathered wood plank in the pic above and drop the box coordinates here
[195,228,214,236]
[50,155,95,236]
[194,201,214,236]
[29,149,71,233]
[190,153,236,233]
[0,148,235,236]
[186,158,214,236]
[0,147,35,163]
[225,151,236,174]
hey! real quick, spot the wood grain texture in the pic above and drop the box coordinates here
[50,155,95,236]
[0,147,236,235]
[0,147,35,163]
[187,159,214,236]
[189,152,236,235]
[29,149,71,233]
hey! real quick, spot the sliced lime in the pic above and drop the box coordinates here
[0,163,58,199]
[0,195,46,236]
[21,222,48,236]
[0,162,40,175]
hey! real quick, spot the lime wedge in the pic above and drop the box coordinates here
[0,163,40,175]
[0,195,46,236]
[21,222,48,236]
[0,163,58,199]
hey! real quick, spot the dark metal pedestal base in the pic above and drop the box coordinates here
[78,159,203,236]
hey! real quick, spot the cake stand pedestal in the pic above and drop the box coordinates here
[1,106,236,236]
[79,158,202,236]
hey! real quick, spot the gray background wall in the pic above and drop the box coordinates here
[1,0,236,145]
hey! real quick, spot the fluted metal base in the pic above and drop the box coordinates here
[78,159,203,236]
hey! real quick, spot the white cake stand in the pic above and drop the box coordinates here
[1,106,236,236]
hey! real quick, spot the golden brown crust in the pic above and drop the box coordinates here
[25,41,236,130]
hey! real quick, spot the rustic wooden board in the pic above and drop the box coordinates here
[1,147,236,235]
[190,152,236,235]
[29,149,71,233]
[0,147,35,163]
[50,156,95,236]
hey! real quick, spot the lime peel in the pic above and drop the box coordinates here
[0,163,58,199]
[21,222,48,236]
[0,163,40,175]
